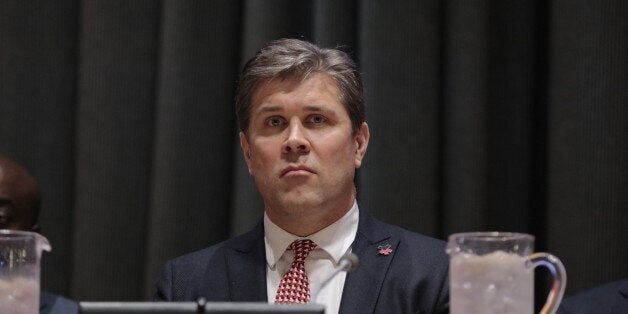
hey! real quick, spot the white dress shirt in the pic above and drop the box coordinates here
[264,201,359,314]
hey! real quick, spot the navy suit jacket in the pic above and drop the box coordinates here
[40,291,78,314]
[557,280,628,314]
[154,210,450,313]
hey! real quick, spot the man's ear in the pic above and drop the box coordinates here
[239,132,253,175]
[30,223,41,233]
[354,122,370,168]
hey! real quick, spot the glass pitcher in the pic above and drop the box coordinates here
[447,232,566,314]
[0,229,51,313]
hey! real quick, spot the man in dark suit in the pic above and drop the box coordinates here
[154,38,449,313]
[0,155,79,314]
[557,280,628,314]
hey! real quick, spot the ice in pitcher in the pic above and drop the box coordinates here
[450,250,533,314]
[0,276,39,314]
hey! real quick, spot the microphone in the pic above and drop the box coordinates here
[311,252,359,303]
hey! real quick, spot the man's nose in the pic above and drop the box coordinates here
[282,119,310,154]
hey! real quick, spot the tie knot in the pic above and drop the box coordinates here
[289,239,317,262]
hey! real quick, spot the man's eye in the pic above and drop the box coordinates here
[0,208,10,225]
[307,115,326,124]
[266,117,284,127]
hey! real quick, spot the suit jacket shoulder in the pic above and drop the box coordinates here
[557,279,628,314]
[339,211,449,314]
[153,222,267,302]
[40,291,78,314]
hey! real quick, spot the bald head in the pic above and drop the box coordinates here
[0,155,41,231]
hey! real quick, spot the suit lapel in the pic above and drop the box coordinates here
[225,221,268,301]
[339,210,398,313]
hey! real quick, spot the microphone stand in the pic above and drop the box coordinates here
[310,253,359,303]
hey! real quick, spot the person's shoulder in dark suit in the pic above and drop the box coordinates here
[557,279,628,314]
[153,223,263,301]
[363,217,450,313]
[40,290,78,314]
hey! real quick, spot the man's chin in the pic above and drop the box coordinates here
[274,191,323,210]
[281,196,319,208]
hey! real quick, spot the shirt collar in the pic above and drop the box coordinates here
[264,201,360,268]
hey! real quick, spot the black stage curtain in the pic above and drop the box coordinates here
[1,0,626,301]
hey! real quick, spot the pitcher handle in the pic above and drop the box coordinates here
[527,252,567,314]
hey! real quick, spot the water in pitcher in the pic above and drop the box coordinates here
[0,265,40,314]
[450,250,533,314]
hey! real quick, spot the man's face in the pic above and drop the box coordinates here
[240,73,369,226]
[0,166,36,231]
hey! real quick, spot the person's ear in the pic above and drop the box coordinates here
[354,122,370,168]
[30,223,41,233]
[239,132,254,175]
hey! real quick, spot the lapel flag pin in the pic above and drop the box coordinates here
[377,244,393,256]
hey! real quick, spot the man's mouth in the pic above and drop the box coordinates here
[281,165,315,177]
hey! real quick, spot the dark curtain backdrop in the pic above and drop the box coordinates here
[1,0,626,302]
